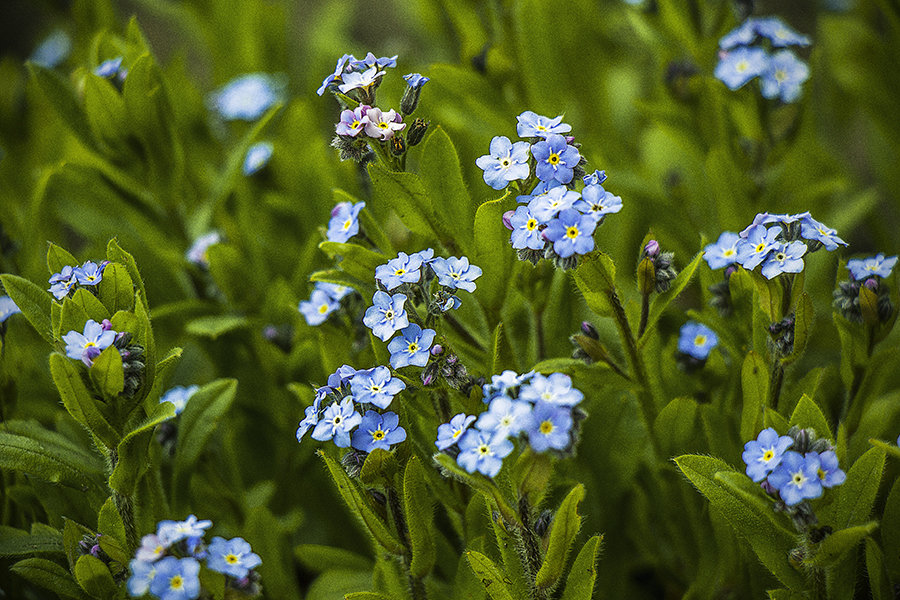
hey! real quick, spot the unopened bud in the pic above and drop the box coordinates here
[100,319,113,330]
[580,321,599,339]
[406,118,429,146]
[644,239,660,258]
[430,344,444,356]
[502,210,515,231]
[864,278,878,291]
[390,136,406,156]
[859,284,880,325]
[724,265,738,280]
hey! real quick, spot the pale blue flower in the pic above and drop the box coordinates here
[528,186,580,222]
[186,232,221,267]
[387,324,435,368]
[741,428,793,482]
[516,111,572,138]
[363,291,409,342]
[846,253,898,280]
[677,321,718,360]
[375,252,424,290]
[456,429,513,477]
[573,185,622,221]
[542,209,596,258]
[811,450,846,488]
[311,397,362,447]
[338,66,384,94]
[526,402,573,452]
[767,451,823,505]
[703,231,742,270]
[148,556,201,600]
[210,73,280,121]
[326,201,366,243]
[760,240,807,279]
[519,373,583,406]
[299,289,340,326]
[799,215,846,251]
[242,141,273,175]
[475,136,531,190]
[206,537,261,579]
[351,410,407,452]
[476,397,532,438]
[509,206,545,250]
[127,559,157,597]
[30,30,71,68]
[156,515,212,547]
[0,296,20,323]
[62,319,116,364]
[736,225,780,270]
[435,413,476,450]
[715,46,768,90]
[760,50,809,103]
[160,385,199,416]
[531,134,580,184]
[350,366,406,408]
[430,256,482,292]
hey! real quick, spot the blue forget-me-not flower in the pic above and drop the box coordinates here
[63,319,117,365]
[312,398,362,448]
[741,427,794,482]
[242,141,273,175]
[206,537,261,579]
[847,253,898,280]
[160,385,199,416]
[542,209,597,258]
[516,111,572,138]
[376,252,424,290]
[210,73,280,121]
[387,324,435,368]
[435,413,476,451]
[767,451,823,506]
[430,256,482,292]
[0,296,20,323]
[703,231,742,270]
[531,134,580,184]
[475,136,531,190]
[351,410,407,452]
[363,291,409,341]
[148,556,201,600]
[350,366,406,408]
[760,50,810,103]
[456,429,514,478]
[326,201,366,243]
[677,321,718,360]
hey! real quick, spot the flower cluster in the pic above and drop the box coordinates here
[185,232,221,268]
[715,17,810,103]
[128,515,261,600]
[298,282,354,326]
[742,427,845,508]
[704,211,846,280]
[833,253,897,324]
[209,73,282,121]
[296,364,407,454]
[48,260,109,300]
[435,370,585,478]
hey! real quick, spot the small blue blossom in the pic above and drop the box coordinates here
[760,240,808,279]
[767,451,823,506]
[375,252,424,290]
[509,206,545,251]
[363,291,409,342]
[206,537,261,579]
[741,428,794,482]
[754,17,811,47]
[338,65,384,93]
[677,321,718,360]
[48,276,76,300]
[704,231,742,270]
[528,186,580,222]
[350,366,406,409]
[715,46,769,90]
[516,111,572,138]
[74,261,105,286]
[156,515,212,547]
[531,134,580,184]
[482,370,535,399]
[759,50,809,103]
[435,413,476,451]
[736,225,780,270]
[349,52,398,70]
[846,253,898,280]
[148,556,201,600]
[128,559,158,597]
[518,180,564,205]
[811,450,846,488]
[326,201,366,243]
[542,209,597,258]
[519,373,583,406]
[719,19,757,49]
[412,248,435,265]
[582,170,607,186]
[526,402,573,452]
[62,319,117,365]
[475,136,531,190]
[456,429,514,478]
[430,256,482,292]
[317,282,353,301]
[351,410,407,452]
[403,73,430,88]
[135,533,166,563]
[799,215,846,251]
[311,398,362,447]
[476,397,532,438]
[0,296,20,323]
[387,324,435,368]
[740,212,810,235]
[160,385,199,416]
[242,141,273,176]
[295,400,321,442]
[210,73,280,121]
[299,289,340,326]
[327,365,360,389]
[317,54,354,96]
[186,232,221,267]
[30,30,72,68]
[573,185,623,221]
[336,105,371,137]
[94,56,124,79]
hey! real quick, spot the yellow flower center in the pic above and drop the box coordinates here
[333,415,342,424]
[761,449,775,462]
[694,335,707,347]
[775,69,787,82]
[170,575,184,590]
[385,310,394,320]
[452,429,463,439]
[723,249,735,257]
[548,153,560,165]
[378,121,389,129]
[342,219,352,230]
[318,304,329,314]
[817,468,826,481]
[755,243,766,253]
[395,268,406,276]
[225,554,239,565]
[736,60,748,73]
[565,226,579,239]
[477,444,490,455]
[370,384,381,392]
[537,125,547,131]
[407,342,419,353]
[351,120,360,128]
[372,429,386,441]
[539,420,554,435]
[84,341,97,348]
[526,219,538,231]
[500,158,510,167]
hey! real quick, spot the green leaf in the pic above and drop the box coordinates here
[106,239,146,306]
[0,526,64,557]
[674,454,804,589]
[344,593,392,600]
[11,557,86,600]
[511,448,552,507]
[49,353,120,449]
[866,537,889,600]
[466,550,516,600]
[0,428,101,486]
[883,477,900,581]
[740,351,769,441]
[433,453,518,525]
[27,63,95,151]
[781,292,813,365]
[805,522,878,567]
[419,126,474,253]
[0,274,53,343]
[174,379,237,488]
[319,451,405,555]
[750,270,782,323]
[59,296,90,339]
[133,292,156,394]
[84,73,129,147]
[97,263,134,313]
[358,448,398,486]
[639,251,703,345]
[831,447,885,529]
[89,346,124,400]
[560,535,603,600]
[309,269,372,297]
[368,162,439,239]
[71,288,110,323]
[473,197,515,315]
[536,484,585,589]
[109,401,176,495]
[199,569,226,600]
[47,243,78,274]
[788,394,832,441]
[573,251,617,318]
[184,314,249,339]
[294,544,373,573]
[403,456,436,578]
[355,200,394,256]
[97,496,126,547]
[654,397,699,457]
[318,241,387,283]
[74,554,117,598]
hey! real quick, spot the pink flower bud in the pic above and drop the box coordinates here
[864,278,878,291]
[430,344,444,356]
[644,239,660,258]
[100,319,113,330]
[502,210,515,231]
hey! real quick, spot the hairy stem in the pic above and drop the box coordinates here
[388,487,427,600]
[607,288,656,424]
[638,291,650,338]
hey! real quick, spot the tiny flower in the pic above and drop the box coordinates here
[412,248,435,265]
[799,215,846,251]
[0,296,21,323]
[242,141,273,176]
[350,366,406,408]
[62,319,117,364]
[30,29,71,69]
[476,396,532,438]
[531,134,580,184]
[542,209,597,258]
[206,537,261,579]
[295,401,321,442]
[160,385,199,416]
[311,397,362,447]
[127,559,157,597]
[528,186,581,222]
[509,206,545,251]
[74,261,105,286]
[156,515,212,546]
[736,225,780,270]
[316,282,352,301]
[336,105,371,137]
[754,17,811,47]
[435,413,476,450]
[715,46,769,91]
[186,232,221,267]
[760,240,808,279]
[718,19,757,49]
[403,73,429,88]
[148,556,201,600]
[526,402,574,452]
[846,253,898,280]
[430,256,482,292]
[483,370,535,399]
[210,73,280,121]
[759,50,809,103]
[327,365,360,389]
[363,107,406,140]
[317,54,354,96]
[573,184,623,221]
[767,451,823,506]
[582,170,608,187]
[135,534,167,563]
[349,52,398,70]
[363,291,410,342]
[351,410,407,452]
[338,65,384,94]
[94,56,124,79]
[703,231,742,270]
[387,324,435,368]
[299,289,340,326]
[326,201,366,243]
[516,111,572,138]
[456,429,514,477]
[741,427,794,482]
[811,450,846,488]
[677,321,718,360]
[519,373,584,406]
[375,252,424,290]
[475,136,531,190]
[49,265,76,285]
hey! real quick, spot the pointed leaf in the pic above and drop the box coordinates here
[0,526,63,557]
[97,263,134,313]
[473,197,514,314]
[741,351,769,441]
[106,239,146,305]
[47,243,78,274]
[89,346,124,400]
[805,522,877,567]
[640,251,703,345]
[466,550,516,600]
[174,379,237,486]
[50,353,120,449]
[27,64,95,151]
[789,394,832,441]
[419,126,474,253]
[74,554,117,598]
[368,162,438,240]
[11,558,86,600]
[70,289,110,322]
[561,535,603,600]
[831,447,885,529]
[318,241,387,283]
[109,401,176,495]
[536,484,585,589]
[781,292,813,365]
[404,456,436,577]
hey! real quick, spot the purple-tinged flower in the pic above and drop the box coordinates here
[387,324,435,368]
[847,253,898,280]
[363,107,406,140]
[336,105,371,137]
[811,450,846,488]
[375,252,424,290]
[519,373,583,406]
[403,73,429,88]
[436,413,476,450]
[531,134,580,184]
[186,232,221,267]
[312,397,362,447]
[741,428,794,482]
[754,17,811,47]
[148,556,201,600]
[206,537,261,579]
[135,534,167,563]
[703,231,742,270]
[582,170,607,187]
[363,291,409,342]
[0,296,20,323]
[160,385,199,416]
[299,289,340,326]
[677,321,718,360]
[516,111,572,138]
[127,559,158,597]
[767,451,823,505]
[157,516,212,547]
[74,261,105,286]
[715,46,768,90]
[477,397,532,438]
[338,65,384,94]
[542,209,596,258]
[326,200,366,243]
[350,366,406,408]
[48,266,78,299]
[430,256,482,292]
[526,402,573,452]
[210,73,280,121]
[49,265,75,285]
[528,186,580,222]
[509,206,545,251]
[759,50,809,103]
[736,225,780,270]
[242,141,273,175]
[799,215,846,251]
[317,54,354,96]
[573,185,623,221]
[351,410,407,452]
[349,52,398,70]
[760,240,807,279]
[456,429,513,477]
[475,136,531,190]
[62,319,117,364]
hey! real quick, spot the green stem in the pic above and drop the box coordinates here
[843,325,876,432]
[638,292,650,338]
[515,497,550,600]
[107,449,139,550]
[607,288,655,423]
[769,358,785,411]
[388,487,427,600]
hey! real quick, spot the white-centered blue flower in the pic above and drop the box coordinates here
[516,111,572,138]
[573,184,623,221]
[156,515,212,547]
[363,291,410,342]
[477,396,532,438]
[456,429,513,478]
[62,319,117,364]
[299,288,340,326]
[736,225,780,270]
[767,451,823,506]
[242,141,273,176]
[759,50,809,103]
[430,256,482,292]
[387,324,435,369]
[350,366,406,409]
[528,186,581,222]
[846,253,898,280]
[375,252,424,290]
[715,46,769,90]
[519,373,583,406]
[703,231,742,270]
[435,413,476,451]
[351,410,407,452]
[475,136,531,190]
[206,537,261,579]
[148,556,201,600]
[312,397,362,448]
[159,385,199,416]
[760,240,808,279]
[526,402,574,452]
[186,232,221,267]
[741,427,794,482]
